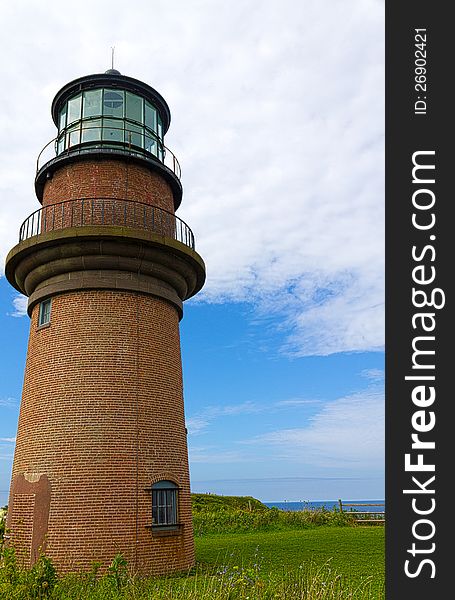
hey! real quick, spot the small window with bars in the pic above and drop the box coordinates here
[38,299,52,327]
[151,480,178,527]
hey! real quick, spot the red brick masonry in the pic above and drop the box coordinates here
[42,158,175,214]
[8,291,194,574]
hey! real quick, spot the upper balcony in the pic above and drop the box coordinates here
[37,123,181,177]
[35,123,183,208]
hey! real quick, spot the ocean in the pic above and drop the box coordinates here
[0,494,385,512]
[264,500,385,512]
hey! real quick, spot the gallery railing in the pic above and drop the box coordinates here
[19,198,195,249]
[36,124,181,179]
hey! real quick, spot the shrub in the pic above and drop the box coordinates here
[29,553,57,598]
[0,546,20,586]
[0,547,57,599]
[192,506,354,535]
[0,505,7,545]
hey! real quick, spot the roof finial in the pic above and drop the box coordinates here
[105,47,121,75]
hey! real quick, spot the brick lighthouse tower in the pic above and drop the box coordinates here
[4,69,205,575]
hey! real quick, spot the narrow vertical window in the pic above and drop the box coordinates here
[58,105,67,132]
[67,93,82,125]
[145,101,157,132]
[83,89,102,119]
[38,299,52,326]
[126,92,143,123]
[151,481,178,527]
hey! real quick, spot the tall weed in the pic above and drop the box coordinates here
[0,546,381,599]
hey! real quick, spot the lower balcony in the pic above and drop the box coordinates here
[6,198,205,318]
[19,198,195,249]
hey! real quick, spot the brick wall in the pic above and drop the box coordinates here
[8,290,195,575]
[8,493,34,566]
[42,159,175,214]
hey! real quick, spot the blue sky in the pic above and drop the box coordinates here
[181,302,384,501]
[0,285,384,504]
[0,0,384,503]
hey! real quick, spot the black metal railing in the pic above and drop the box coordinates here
[19,198,195,249]
[36,124,181,179]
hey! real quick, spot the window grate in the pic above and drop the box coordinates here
[151,481,178,526]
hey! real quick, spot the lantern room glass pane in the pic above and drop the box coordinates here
[58,106,67,132]
[103,118,123,142]
[126,92,143,123]
[67,123,80,147]
[125,122,143,148]
[156,139,164,162]
[57,133,65,154]
[145,101,157,132]
[82,119,101,143]
[83,89,102,118]
[67,94,82,125]
[103,90,124,117]
[145,132,157,156]
[157,114,163,139]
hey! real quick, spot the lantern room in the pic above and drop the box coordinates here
[35,69,182,207]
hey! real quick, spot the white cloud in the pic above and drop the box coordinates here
[0,436,15,463]
[245,388,384,471]
[187,401,261,435]
[9,295,28,318]
[0,398,18,408]
[361,368,385,382]
[275,399,321,408]
[189,446,245,464]
[187,397,319,438]
[252,271,384,356]
[0,0,384,355]
[186,416,211,436]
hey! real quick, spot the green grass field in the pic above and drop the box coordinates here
[196,526,385,597]
[0,495,385,599]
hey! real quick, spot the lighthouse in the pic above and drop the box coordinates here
[4,69,205,575]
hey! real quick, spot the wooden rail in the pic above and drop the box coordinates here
[338,500,385,524]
